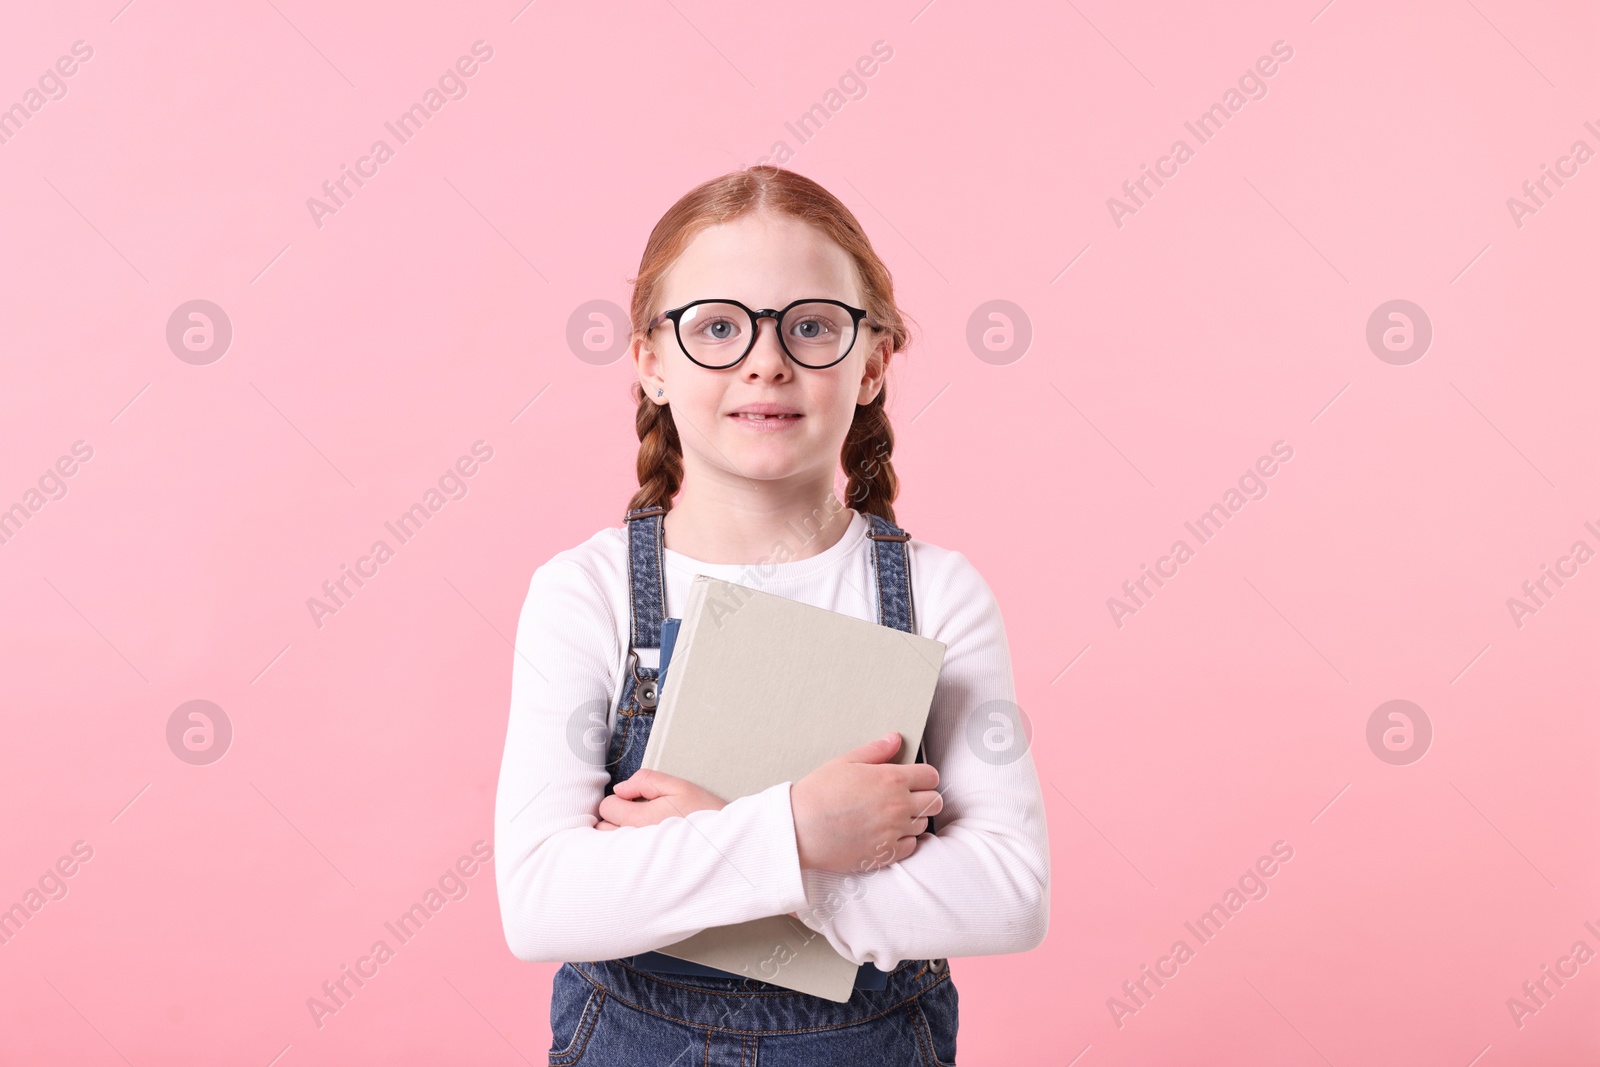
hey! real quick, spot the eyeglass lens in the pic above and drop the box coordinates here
[676,302,857,368]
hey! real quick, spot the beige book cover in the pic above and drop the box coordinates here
[639,575,946,1002]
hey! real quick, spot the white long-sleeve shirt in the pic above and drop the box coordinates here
[493,507,1051,970]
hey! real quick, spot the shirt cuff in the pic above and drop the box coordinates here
[735,780,810,918]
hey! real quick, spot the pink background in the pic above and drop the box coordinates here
[2,0,1597,1063]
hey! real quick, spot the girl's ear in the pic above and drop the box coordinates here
[631,332,668,405]
[856,335,891,405]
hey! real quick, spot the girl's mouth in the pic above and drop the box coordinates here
[728,412,803,429]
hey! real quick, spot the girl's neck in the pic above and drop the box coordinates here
[661,483,854,566]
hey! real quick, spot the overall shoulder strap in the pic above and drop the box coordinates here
[865,512,915,633]
[865,511,936,832]
[623,506,667,649]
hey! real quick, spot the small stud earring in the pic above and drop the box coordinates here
[656,388,663,397]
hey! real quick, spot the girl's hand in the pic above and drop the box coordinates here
[596,769,727,830]
[791,732,941,873]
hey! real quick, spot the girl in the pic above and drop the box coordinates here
[494,166,1050,1065]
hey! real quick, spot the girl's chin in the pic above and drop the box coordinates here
[713,444,818,481]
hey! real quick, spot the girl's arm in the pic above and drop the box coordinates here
[789,548,1052,967]
[493,559,811,963]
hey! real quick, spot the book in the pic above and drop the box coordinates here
[639,575,947,1002]
[629,615,894,993]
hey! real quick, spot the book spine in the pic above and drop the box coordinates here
[639,576,711,771]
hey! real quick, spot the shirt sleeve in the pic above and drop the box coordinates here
[789,548,1051,967]
[493,557,811,963]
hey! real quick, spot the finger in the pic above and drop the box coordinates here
[907,789,943,819]
[613,770,670,801]
[864,835,917,869]
[900,762,939,791]
[893,834,920,863]
[837,732,902,766]
[599,795,655,828]
[650,793,691,821]
[596,820,619,831]
[626,797,691,828]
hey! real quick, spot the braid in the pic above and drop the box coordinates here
[625,380,683,516]
[840,387,899,526]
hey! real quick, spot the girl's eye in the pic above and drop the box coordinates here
[691,318,740,341]
[789,317,835,340]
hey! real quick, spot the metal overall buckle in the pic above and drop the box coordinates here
[625,648,658,710]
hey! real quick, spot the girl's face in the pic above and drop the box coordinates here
[631,210,889,497]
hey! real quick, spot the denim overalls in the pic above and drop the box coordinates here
[545,506,959,1066]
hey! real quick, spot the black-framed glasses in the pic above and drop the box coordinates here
[644,297,881,370]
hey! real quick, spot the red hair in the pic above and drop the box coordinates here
[624,166,915,525]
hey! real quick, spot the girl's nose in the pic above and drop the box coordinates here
[741,319,793,380]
